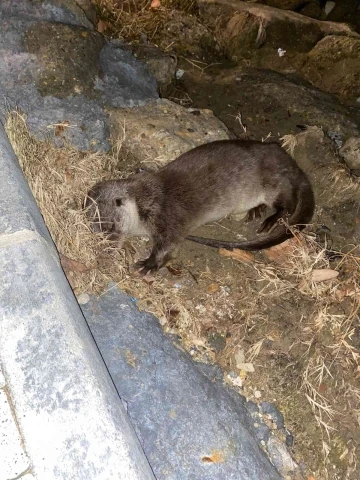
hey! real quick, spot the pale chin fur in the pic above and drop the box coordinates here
[117,198,150,237]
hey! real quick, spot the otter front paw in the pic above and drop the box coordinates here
[134,256,162,275]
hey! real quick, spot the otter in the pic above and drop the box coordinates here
[85,139,314,273]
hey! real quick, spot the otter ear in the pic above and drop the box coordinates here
[114,198,123,207]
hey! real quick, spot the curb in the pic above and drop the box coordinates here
[0,125,155,480]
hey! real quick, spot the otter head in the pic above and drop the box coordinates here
[85,179,149,239]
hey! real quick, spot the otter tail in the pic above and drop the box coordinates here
[187,181,314,251]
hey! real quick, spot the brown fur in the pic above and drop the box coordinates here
[85,139,314,272]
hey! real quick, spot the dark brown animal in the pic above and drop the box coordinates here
[85,140,314,273]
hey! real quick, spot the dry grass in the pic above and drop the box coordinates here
[91,0,197,43]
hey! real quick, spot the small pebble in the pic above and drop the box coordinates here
[285,429,294,447]
[77,293,90,305]
[254,390,262,399]
[260,401,285,430]
[176,69,185,80]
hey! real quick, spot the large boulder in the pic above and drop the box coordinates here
[156,10,223,62]
[301,35,360,100]
[179,67,360,141]
[109,99,231,167]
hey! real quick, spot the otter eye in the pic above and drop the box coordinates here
[115,198,122,207]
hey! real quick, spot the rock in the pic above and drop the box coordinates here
[128,44,177,91]
[208,332,227,352]
[326,0,359,25]
[257,1,315,10]
[109,99,231,167]
[324,1,336,17]
[0,0,159,151]
[260,402,285,430]
[283,126,360,208]
[339,137,360,172]
[23,23,105,99]
[74,0,97,25]
[199,0,357,71]
[248,0,328,19]
[180,67,360,141]
[1,0,95,28]
[298,1,322,19]
[301,35,360,99]
[156,10,222,62]
[266,436,300,478]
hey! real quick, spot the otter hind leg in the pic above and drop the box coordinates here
[246,204,267,223]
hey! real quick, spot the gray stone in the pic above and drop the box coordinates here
[0,0,94,28]
[261,402,285,430]
[128,44,177,89]
[98,42,158,108]
[81,286,283,480]
[339,136,360,171]
[267,436,299,477]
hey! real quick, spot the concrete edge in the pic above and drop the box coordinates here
[0,124,155,480]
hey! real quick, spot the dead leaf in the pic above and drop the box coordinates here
[150,0,161,8]
[264,238,297,265]
[201,451,224,463]
[318,383,327,394]
[207,283,219,294]
[335,285,357,301]
[238,362,255,373]
[167,265,183,276]
[234,347,245,368]
[60,254,90,273]
[219,248,254,263]
[55,121,70,137]
[227,374,243,388]
[96,20,108,33]
[311,269,339,283]
[141,274,156,284]
[64,170,74,182]
[239,370,248,381]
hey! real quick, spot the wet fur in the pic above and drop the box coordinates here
[85,140,314,272]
